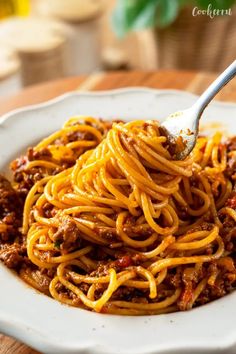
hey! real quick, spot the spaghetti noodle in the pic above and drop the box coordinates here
[0,116,236,315]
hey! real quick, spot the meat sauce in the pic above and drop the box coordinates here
[0,136,236,311]
[0,175,26,268]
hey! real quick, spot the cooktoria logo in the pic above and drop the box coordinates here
[192,3,232,18]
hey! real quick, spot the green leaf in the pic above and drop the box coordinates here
[111,0,235,37]
[112,0,159,37]
[130,1,160,30]
[196,0,235,10]
[155,0,180,28]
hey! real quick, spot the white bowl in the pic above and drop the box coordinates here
[0,88,236,354]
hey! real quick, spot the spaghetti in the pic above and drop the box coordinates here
[0,116,236,315]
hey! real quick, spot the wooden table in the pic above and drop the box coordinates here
[1,70,236,354]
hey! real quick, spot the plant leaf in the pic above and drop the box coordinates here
[112,0,160,37]
[155,0,180,28]
[112,0,235,37]
[196,0,235,10]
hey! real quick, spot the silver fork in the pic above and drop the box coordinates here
[160,60,236,160]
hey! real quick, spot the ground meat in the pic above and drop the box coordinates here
[90,263,112,277]
[225,137,236,178]
[33,269,52,289]
[67,131,94,142]
[186,222,214,234]
[169,272,182,288]
[10,155,27,173]
[90,259,126,277]
[10,119,114,198]
[131,253,146,265]
[55,281,83,306]
[167,265,207,311]
[196,271,236,307]
[111,286,147,302]
[0,175,19,216]
[222,227,236,246]
[53,218,82,250]
[10,148,57,196]
[0,175,23,243]
[94,226,117,242]
[219,211,236,252]
[226,137,236,152]
[27,147,52,161]
[116,255,134,268]
[226,192,236,209]
[90,253,145,278]
[123,225,153,237]
[225,156,236,179]
[40,267,56,278]
[78,282,90,293]
[0,243,26,269]
[177,259,236,311]
[42,202,54,218]
[11,167,44,196]
[176,205,189,220]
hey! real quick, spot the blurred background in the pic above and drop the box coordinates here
[0,0,235,97]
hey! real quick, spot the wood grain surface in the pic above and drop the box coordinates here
[1,69,236,354]
[1,70,236,117]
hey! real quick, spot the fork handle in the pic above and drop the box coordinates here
[193,60,236,117]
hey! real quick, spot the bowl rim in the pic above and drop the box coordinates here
[1,86,236,125]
